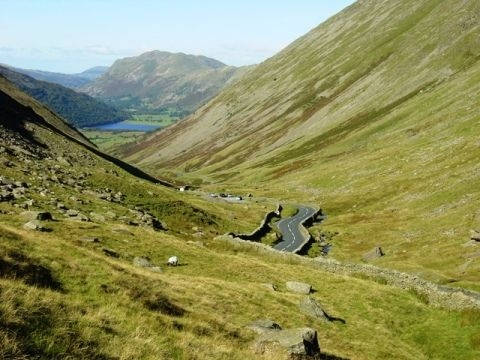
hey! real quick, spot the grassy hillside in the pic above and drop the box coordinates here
[1,70,479,359]
[81,51,251,114]
[0,66,129,128]
[122,0,480,288]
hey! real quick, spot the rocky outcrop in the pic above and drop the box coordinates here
[254,327,321,358]
[228,204,282,241]
[286,281,312,295]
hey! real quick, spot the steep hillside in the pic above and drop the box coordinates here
[81,50,250,114]
[6,65,108,88]
[0,66,129,127]
[75,66,109,81]
[124,0,480,287]
[4,74,480,360]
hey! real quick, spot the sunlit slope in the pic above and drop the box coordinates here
[123,0,480,284]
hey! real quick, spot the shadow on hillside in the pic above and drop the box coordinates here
[0,87,174,188]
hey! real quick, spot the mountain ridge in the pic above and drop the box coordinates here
[0,66,129,128]
[81,50,252,114]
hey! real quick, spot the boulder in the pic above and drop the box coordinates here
[286,281,312,295]
[471,230,480,242]
[71,213,90,222]
[66,209,79,217]
[89,212,106,223]
[23,220,50,232]
[363,246,385,261]
[247,319,282,334]
[255,327,320,357]
[298,297,330,321]
[21,211,53,221]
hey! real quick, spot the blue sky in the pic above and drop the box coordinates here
[0,0,355,73]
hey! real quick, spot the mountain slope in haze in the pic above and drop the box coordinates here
[1,75,480,360]
[81,50,251,114]
[0,66,129,128]
[6,65,108,88]
[124,0,480,287]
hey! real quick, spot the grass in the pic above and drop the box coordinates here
[1,112,479,359]
[81,129,145,155]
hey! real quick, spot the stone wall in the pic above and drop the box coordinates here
[228,204,282,241]
[216,234,480,310]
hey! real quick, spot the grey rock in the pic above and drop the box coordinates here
[298,297,329,321]
[363,246,385,261]
[90,212,106,223]
[57,202,68,210]
[247,319,282,334]
[255,327,320,357]
[133,257,153,268]
[80,237,100,243]
[66,209,79,217]
[72,213,90,222]
[105,211,117,219]
[0,191,14,202]
[286,281,312,295]
[56,156,71,166]
[21,211,53,221]
[23,220,50,232]
[471,230,480,242]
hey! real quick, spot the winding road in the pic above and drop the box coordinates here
[274,206,317,252]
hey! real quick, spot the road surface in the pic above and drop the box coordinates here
[274,206,317,252]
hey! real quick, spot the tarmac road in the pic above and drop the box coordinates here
[274,206,317,252]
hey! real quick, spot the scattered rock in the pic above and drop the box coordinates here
[66,209,79,217]
[133,257,153,268]
[57,202,68,210]
[298,297,330,321]
[90,212,106,223]
[255,327,321,358]
[262,283,278,291]
[102,248,119,258]
[71,213,90,222]
[247,319,282,334]
[80,237,100,243]
[21,211,53,221]
[23,220,50,232]
[286,281,312,295]
[363,246,385,261]
[56,156,71,166]
[471,230,480,242]
[105,211,117,219]
[0,192,14,202]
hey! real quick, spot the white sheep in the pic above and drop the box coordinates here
[167,256,179,266]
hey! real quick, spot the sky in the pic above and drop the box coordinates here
[0,0,355,73]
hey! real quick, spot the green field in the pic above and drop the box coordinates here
[131,113,178,127]
[81,130,145,155]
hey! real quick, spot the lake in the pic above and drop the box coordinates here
[88,121,163,132]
